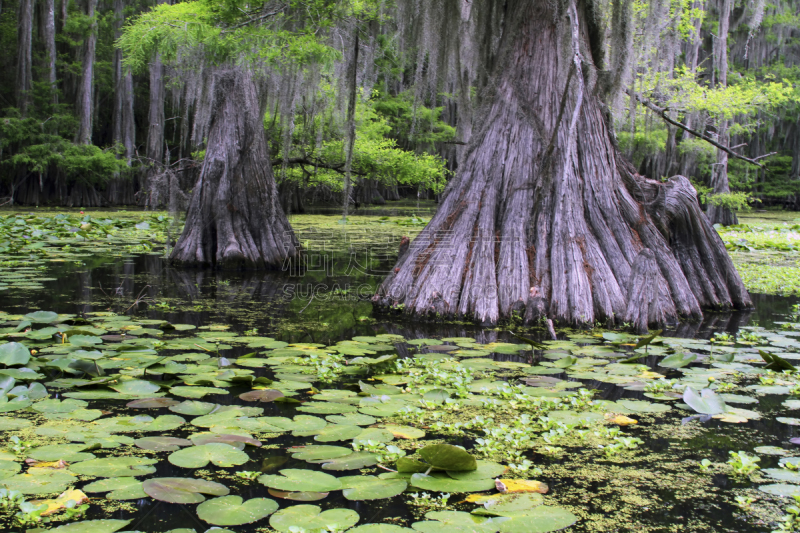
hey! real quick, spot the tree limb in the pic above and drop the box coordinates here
[271,157,366,177]
[628,90,775,169]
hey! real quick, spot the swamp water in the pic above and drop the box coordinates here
[0,210,800,533]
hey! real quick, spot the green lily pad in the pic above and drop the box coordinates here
[196,495,279,525]
[70,456,158,477]
[326,413,377,426]
[0,416,32,431]
[269,504,360,532]
[615,400,671,414]
[659,353,696,369]
[419,444,477,471]
[49,519,132,533]
[0,342,30,366]
[778,418,800,426]
[0,469,75,494]
[496,506,578,532]
[381,424,426,440]
[126,398,180,408]
[354,427,395,445]
[759,483,800,497]
[258,469,343,492]
[448,461,506,481]
[471,493,544,516]
[168,443,249,468]
[134,437,193,452]
[82,477,147,500]
[340,475,407,500]
[28,443,96,462]
[412,511,506,532]
[298,401,359,414]
[763,469,800,483]
[169,400,218,416]
[313,424,363,442]
[142,477,230,503]
[24,311,59,323]
[316,451,380,471]
[410,473,495,492]
[169,386,228,398]
[291,445,353,461]
[110,379,161,396]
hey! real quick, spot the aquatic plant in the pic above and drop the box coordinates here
[728,451,761,476]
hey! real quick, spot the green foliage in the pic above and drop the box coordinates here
[0,110,126,188]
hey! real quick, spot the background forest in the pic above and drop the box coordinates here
[1,0,799,223]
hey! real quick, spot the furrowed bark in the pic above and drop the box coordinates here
[16,0,33,115]
[74,0,98,144]
[374,0,751,330]
[40,0,58,104]
[170,69,299,270]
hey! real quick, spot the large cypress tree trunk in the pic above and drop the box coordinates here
[16,0,33,116]
[170,69,298,269]
[74,0,97,145]
[143,52,165,205]
[374,0,751,331]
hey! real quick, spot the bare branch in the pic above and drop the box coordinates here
[629,90,774,169]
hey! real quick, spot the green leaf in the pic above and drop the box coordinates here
[316,451,380,471]
[134,437,193,452]
[258,468,343,492]
[659,352,696,369]
[412,511,506,532]
[82,478,147,500]
[49,519,132,533]
[196,495,279,525]
[70,456,158,477]
[169,400,218,415]
[616,400,672,414]
[269,504,360,532]
[168,443,249,468]
[0,342,30,366]
[419,444,477,471]
[313,424,363,442]
[410,473,496,492]
[326,412,376,426]
[109,379,161,396]
[291,445,353,461]
[448,461,506,481]
[24,311,59,323]
[496,506,578,532]
[340,475,407,500]
[142,477,229,503]
[349,526,416,532]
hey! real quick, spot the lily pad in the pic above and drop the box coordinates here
[126,398,179,409]
[258,469,343,492]
[683,387,727,415]
[196,495,279,525]
[269,504,360,532]
[759,483,800,497]
[267,488,329,501]
[70,457,158,477]
[239,389,284,402]
[134,437,193,452]
[0,342,31,366]
[142,477,230,503]
[419,444,477,471]
[326,412,376,426]
[412,511,506,532]
[616,400,671,414]
[49,519,132,533]
[291,445,353,461]
[341,475,408,500]
[317,451,380,471]
[410,473,495,492]
[168,443,249,468]
[82,478,147,500]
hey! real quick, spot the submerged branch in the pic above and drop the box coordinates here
[629,90,775,169]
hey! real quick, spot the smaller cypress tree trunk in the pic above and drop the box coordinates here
[74,0,98,145]
[16,0,34,116]
[170,69,298,269]
[40,0,57,105]
[707,0,737,226]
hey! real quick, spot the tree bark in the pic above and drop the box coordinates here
[74,0,98,144]
[16,0,34,116]
[374,0,751,331]
[707,0,737,226]
[170,69,299,269]
[39,0,58,105]
[112,0,135,163]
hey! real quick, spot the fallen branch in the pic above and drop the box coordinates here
[628,90,776,169]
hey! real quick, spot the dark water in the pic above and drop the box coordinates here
[4,251,800,532]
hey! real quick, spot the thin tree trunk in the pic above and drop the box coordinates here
[374,0,751,330]
[170,69,298,269]
[707,0,737,225]
[74,0,98,144]
[16,0,34,116]
[112,0,134,163]
[40,0,58,105]
[341,28,359,223]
